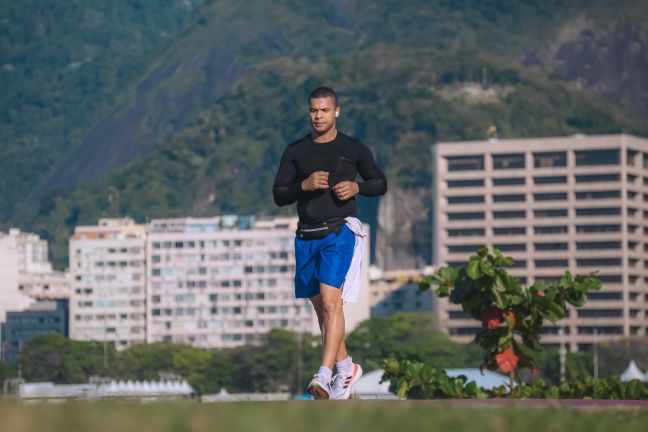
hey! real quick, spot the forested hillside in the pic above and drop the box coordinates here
[1,0,646,268]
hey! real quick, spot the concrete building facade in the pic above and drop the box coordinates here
[432,134,648,351]
[146,215,370,348]
[69,218,147,350]
[146,216,312,348]
[1,299,69,364]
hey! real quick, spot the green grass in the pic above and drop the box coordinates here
[1,400,647,432]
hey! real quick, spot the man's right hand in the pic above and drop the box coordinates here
[301,171,329,191]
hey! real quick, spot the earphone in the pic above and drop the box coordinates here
[335,112,339,118]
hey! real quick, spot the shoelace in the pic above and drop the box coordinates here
[331,373,346,389]
[312,373,331,387]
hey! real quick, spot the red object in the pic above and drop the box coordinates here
[537,290,545,297]
[495,347,519,373]
[481,306,503,330]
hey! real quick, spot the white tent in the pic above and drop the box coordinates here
[445,368,510,389]
[620,360,644,382]
[352,370,398,400]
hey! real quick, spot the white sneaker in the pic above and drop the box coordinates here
[307,373,332,399]
[331,363,363,400]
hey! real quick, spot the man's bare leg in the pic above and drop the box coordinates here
[310,293,348,362]
[319,282,347,369]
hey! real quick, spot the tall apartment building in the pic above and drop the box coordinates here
[1,228,70,359]
[146,215,370,349]
[0,229,69,322]
[69,218,147,350]
[432,134,648,352]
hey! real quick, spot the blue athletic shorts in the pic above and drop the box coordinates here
[294,224,355,299]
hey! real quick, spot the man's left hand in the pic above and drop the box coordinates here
[333,181,359,201]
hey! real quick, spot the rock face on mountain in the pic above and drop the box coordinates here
[376,186,432,270]
[525,17,648,120]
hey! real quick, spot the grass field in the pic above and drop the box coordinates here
[1,400,647,432]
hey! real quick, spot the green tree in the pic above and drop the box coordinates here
[20,334,113,383]
[346,312,482,371]
[0,361,17,392]
[421,247,601,386]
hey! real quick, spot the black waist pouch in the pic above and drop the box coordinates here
[296,217,346,240]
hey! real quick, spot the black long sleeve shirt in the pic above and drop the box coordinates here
[273,132,387,224]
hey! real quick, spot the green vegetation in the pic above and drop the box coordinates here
[1,312,606,394]
[10,314,482,395]
[380,249,646,400]
[382,358,648,399]
[598,338,648,376]
[1,401,648,432]
[22,48,648,268]
[1,1,648,269]
[0,0,208,219]
[421,247,601,383]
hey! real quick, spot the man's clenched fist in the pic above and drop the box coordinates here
[301,171,329,191]
[333,181,359,201]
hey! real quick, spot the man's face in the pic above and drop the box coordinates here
[309,97,339,134]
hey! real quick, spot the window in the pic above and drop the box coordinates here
[534,225,568,235]
[535,242,568,251]
[534,192,567,201]
[577,326,623,335]
[534,175,567,184]
[493,194,525,203]
[588,291,622,300]
[493,227,526,236]
[447,195,485,204]
[447,228,485,237]
[576,173,619,183]
[534,209,567,218]
[535,259,569,268]
[493,210,525,219]
[576,207,620,216]
[494,243,526,251]
[534,151,567,168]
[576,224,620,233]
[493,177,525,186]
[577,309,622,318]
[447,179,484,188]
[493,153,525,169]
[446,155,484,171]
[576,241,621,250]
[448,212,485,221]
[575,190,620,200]
[576,258,621,266]
[575,149,619,166]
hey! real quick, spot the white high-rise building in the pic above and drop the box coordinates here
[146,215,370,348]
[432,134,648,352]
[69,218,147,350]
[0,233,28,323]
[0,229,67,322]
[13,228,52,274]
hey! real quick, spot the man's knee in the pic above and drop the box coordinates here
[321,297,342,316]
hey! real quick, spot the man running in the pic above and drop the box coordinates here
[272,87,387,399]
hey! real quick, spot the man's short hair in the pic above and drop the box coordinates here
[309,87,338,107]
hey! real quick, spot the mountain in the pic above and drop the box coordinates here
[1,0,647,268]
